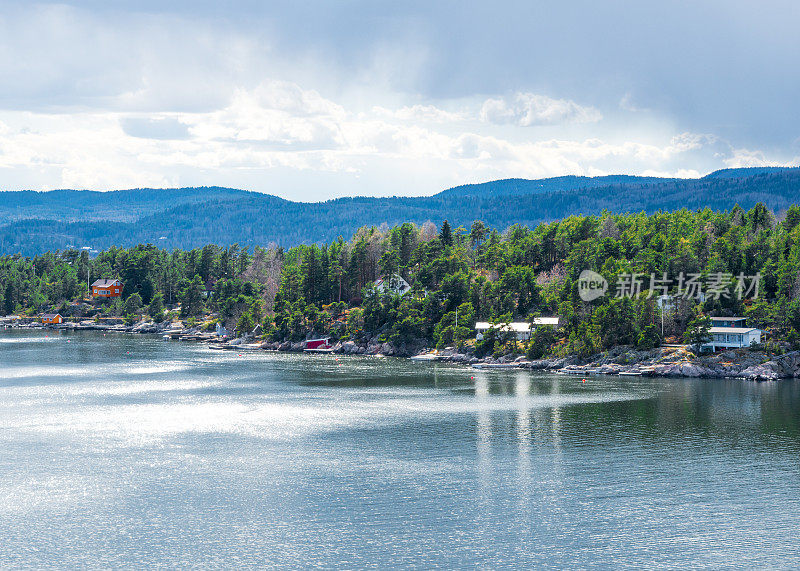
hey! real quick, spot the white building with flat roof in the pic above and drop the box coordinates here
[475,317,560,341]
[703,316,762,350]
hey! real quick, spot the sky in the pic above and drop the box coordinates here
[0,0,798,200]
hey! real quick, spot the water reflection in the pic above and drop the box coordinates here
[570,377,800,446]
[514,371,532,525]
[550,376,562,448]
[2,329,800,568]
[473,372,492,493]
[514,371,532,452]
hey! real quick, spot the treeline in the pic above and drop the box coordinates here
[3,203,800,358]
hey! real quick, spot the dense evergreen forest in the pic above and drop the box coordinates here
[1,167,798,255]
[3,204,800,358]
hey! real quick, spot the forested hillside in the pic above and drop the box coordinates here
[435,174,676,197]
[0,186,251,224]
[3,204,800,358]
[1,168,798,255]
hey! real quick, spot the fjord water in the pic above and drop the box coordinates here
[1,331,800,568]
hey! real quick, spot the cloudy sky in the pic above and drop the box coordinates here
[0,1,798,200]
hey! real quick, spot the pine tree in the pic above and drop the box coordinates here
[148,292,165,321]
[440,220,453,246]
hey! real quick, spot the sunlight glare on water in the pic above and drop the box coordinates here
[1,329,800,568]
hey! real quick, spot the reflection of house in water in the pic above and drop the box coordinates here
[472,372,493,491]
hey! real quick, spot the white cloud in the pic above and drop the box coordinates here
[247,81,346,118]
[373,104,466,123]
[61,159,177,190]
[480,92,602,127]
[641,169,702,178]
[186,82,346,150]
[723,149,786,168]
[0,77,789,199]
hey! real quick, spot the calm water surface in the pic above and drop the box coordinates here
[1,329,800,568]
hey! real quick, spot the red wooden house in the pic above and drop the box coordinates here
[304,338,331,350]
[91,279,122,298]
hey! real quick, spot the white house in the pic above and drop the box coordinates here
[475,317,560,341]
[657,293,706,313]
[703,316,762,350]
[374,274,412,296]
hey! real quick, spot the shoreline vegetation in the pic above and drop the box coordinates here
[2,317,797,381]
[3,205,800,381]
[0,316,800,381]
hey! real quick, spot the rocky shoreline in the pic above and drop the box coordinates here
[3,317,798,381]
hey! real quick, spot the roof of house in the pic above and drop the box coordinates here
[710,316,747,321]
[375,275,410,287]
[41,313,61,319]
[709,327,759,334]
[475,318,560,331]
[91,279,120,287]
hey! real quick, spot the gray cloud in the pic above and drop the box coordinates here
[480,93,601,127]
[0,0,796,198]
[121,117,190,140]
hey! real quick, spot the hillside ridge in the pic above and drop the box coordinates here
[1,167,798,255]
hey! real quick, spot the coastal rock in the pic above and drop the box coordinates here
[131,320,157,333]
[340,341,358,354]
[597,364,622,375]
[678,363,709,377]
[653,364,678,376]
[653,362,713,377]
[740,351,800,380]
[740,362,781,381]
[290,342,304,351]
[395,343,418,357]
[546,357,575,369]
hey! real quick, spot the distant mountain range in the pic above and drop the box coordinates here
[1,167,798,255]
